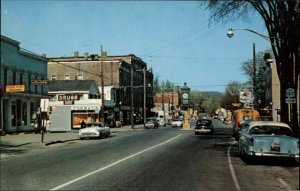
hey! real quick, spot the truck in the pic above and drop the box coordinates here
[155,110,167,126]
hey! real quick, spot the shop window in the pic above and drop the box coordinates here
[22,102,27,126]
[11,100,16,126]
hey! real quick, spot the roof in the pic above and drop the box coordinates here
[48,80,98,92]
[248,121,290,128]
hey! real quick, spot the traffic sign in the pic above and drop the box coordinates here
[285,98,296,104]
[286,88,295,98]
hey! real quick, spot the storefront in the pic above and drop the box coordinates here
[1,93,46,133]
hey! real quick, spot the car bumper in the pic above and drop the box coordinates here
[79,132,100,138]
[247,151,299,158]
[195,129,213,133]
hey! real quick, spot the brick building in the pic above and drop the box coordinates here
[48,53,154,125]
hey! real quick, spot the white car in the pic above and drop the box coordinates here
[239,121,299,163]
[79,122,110,140]
[171,119,183,127]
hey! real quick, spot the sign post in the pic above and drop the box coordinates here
[285,88,295,125]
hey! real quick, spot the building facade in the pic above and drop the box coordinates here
[48,80,101,131]
[263,53,281,122]
[48,53,154,125]
[0,35,48,133]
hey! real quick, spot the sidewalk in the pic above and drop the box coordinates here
[0,124,145,154]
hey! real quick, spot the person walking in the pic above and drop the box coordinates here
[80,120,86,128]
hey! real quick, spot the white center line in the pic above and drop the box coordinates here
[227,140,240,191]
[50,134,182,190]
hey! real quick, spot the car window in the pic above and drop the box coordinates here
[249,125,292,136]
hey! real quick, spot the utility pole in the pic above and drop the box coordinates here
[143,67,146,127]
[100,45,105,122]
[131,62,134,130]
[253,43,256,109]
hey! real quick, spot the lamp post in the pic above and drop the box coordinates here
[136,68,146,128]
[227,28,257,109]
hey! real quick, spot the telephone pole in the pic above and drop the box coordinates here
[100,45,105,122]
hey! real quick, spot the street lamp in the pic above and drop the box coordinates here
[227,28,257,109]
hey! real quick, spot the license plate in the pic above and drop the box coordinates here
[271,146,280,152]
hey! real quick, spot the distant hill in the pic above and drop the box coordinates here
[202,91,223,100]
[191,90,223,101]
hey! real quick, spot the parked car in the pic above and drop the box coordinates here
[145,117,159,129]
[79,122,111,139]
[171,119,183,127]
[238,121,299,162]
[194,119,214,135]
[232,109,260,140]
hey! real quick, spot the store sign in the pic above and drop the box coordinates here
[239,89,254,103]
[5,85,25,92]
[71,106,100,110]
[31,80,48,85]
[64,100,74,105]
[58,94,81,101]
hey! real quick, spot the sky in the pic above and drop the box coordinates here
[1,0,271,92]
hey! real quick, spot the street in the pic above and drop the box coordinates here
[1,119,299,191]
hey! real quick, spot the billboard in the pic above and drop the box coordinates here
[239,89,254,103]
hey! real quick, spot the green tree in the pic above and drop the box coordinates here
[202,0,299,133]
[220,81,243,111]
[241,51,266,111]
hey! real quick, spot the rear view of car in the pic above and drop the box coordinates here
[194,119,214,135]
[171,119,183,127]
[238,121,299,163]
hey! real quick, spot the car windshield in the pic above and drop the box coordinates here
[196,120,211,125]
[249,125,292,136]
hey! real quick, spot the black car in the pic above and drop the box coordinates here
[194,119,214,135]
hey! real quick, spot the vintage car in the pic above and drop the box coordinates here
[78,122,111,139]
[194,119,214,135]
[171,119,183,127]
[145,117,159,129]
[238,121,299,162]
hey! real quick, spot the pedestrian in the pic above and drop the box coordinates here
[81,120,86,128]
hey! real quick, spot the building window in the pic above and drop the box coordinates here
[19,73,23,84]
[13,71,16,85]
[28,74,31,92]
[35,76,38,93]
[77,72,83,80]
[65,74,70,80]
[4,69,7,87]
[51,74,57,80]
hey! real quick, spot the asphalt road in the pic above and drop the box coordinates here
[1,119,299,191]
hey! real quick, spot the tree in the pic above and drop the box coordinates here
[241,51,266,111]
[202,0,299,135]
[220,81,243,111]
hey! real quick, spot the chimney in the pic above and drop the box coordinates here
[74,51,79,57]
